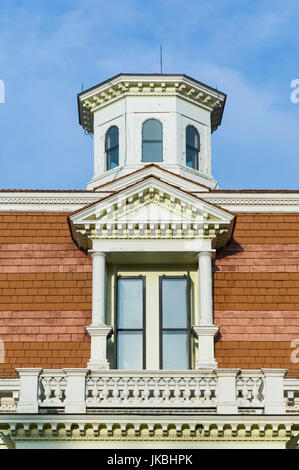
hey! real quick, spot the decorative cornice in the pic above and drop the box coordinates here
[0,193,103,212]
[78,74,226,134]
[203,193,299,212]
[3,191,299,213]
[2,418,293,444]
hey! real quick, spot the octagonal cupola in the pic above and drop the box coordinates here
[78,74,226,190]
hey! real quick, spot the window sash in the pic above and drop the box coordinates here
[115,275,146,369]
[142,119,163,162]
[159,275,191,370]
[105,126,119,170]
[186,145,199,170]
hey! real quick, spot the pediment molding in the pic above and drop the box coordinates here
[69,177,235,251]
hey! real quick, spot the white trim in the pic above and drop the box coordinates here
[2,189,299,213]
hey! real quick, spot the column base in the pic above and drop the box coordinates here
[195,361,218,371]
[193,325,219,370]
[86,325,112,371]
[87,360,110,371]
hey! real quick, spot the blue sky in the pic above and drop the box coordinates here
[0,0,299,190]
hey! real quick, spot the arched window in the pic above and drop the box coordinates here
[186,126,200,170]
[142,119,163,162]
[105,126,119,170]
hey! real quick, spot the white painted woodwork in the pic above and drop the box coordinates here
[91,251,106,325]
[16,368,42,413]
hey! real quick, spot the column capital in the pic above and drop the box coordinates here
[261,368,287,377]
[196,250,215,259]
[86,325,112,337]
[193,325,219,337]
[16,368,43,377]
[88,251,107,259]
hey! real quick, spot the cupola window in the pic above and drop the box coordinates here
[142,119,163,162]
[105,126,119,170]
[186,125,200,170]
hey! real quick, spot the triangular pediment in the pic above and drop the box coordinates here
[69,176,235,250]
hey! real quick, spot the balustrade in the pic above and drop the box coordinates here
[38,371,67,407]
[85,373,217,408]
[0,368,291,415]
[237,372,264,409]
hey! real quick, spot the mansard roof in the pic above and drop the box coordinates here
[0,211,299,377]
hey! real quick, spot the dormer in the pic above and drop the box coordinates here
[78,74,226,190]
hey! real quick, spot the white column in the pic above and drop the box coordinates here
[262,369,287,414]
[91,252,106,325]
[198,251,213,325]
[194,251,219,370]
[86,251,112,370]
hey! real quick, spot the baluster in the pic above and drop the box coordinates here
[101,378,109,402]
[163,378,170,403]
[252,378,259,406]
[153,378,160,403]
[183,378,191,402]
[42,377,51,402]
[142,378,150,403]
[121,378,129,404]
[92,378,99,401]
[112,378,119,403]
[133,378,140,404]
[212,378,217,401]
[194,378,201,403]
[204,378,211,403]
[174,378,181,403]
[54,377,62,402]
[242,378,249,405]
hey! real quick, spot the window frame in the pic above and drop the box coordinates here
[142,118,163,163]
[186,125,200,171]
[105,125,119,171]
[114,274,146,369]
[159,274,192,370]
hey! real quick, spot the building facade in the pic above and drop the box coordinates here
[0,74,299,449]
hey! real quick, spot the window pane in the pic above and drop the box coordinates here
[186,147,198,170]
[117,331,143,369]
[105,126,119,170]
[186,126,200,150]
[143,119,162,141]
[105,126,119,150]
[142,142,163,162]
[162,278,187,328]
[117,279,143,328]
[107,148,119,169]
[162,331,188,369]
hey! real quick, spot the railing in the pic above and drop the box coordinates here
[236,371,264,411]
[39,370,67,408]
[0,379,19,412]
[284,378,299,413]
[0,368,292,415]
[86,371,217,408]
